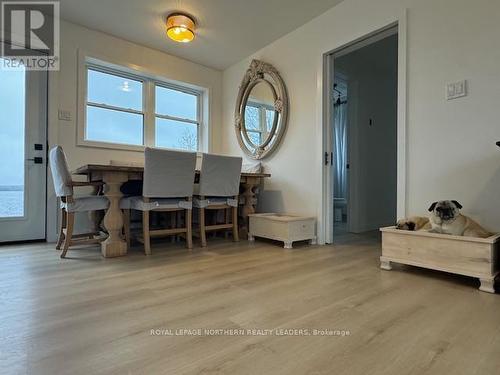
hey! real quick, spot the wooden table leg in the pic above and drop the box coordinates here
[88,180,101,236]
[240,176,260,239]
[101,172,128,257]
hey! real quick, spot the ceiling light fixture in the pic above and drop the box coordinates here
[119,81,131,92]
[166,13,195,43]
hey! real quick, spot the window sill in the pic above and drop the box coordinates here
[77,138,146,153]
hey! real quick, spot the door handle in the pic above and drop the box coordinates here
[325,152,334,166]
[27,157,43,164]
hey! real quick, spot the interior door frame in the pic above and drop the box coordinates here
[0,40,48,242]
[319,13,407,244]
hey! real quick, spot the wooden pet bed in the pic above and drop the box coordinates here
[380,226,500,293]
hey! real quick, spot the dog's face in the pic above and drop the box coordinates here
[428,200,462,222]
[396,219,415,231]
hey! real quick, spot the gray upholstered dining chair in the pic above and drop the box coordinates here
[120,147,197,255]
[194,153,243,247]
[49,146,109,258]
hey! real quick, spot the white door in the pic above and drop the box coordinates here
[0,46,47,242]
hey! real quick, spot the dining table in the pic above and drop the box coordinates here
[73,163,270,257]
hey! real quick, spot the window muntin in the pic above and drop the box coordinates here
[155,85,197,121]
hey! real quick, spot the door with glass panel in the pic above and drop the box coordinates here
[0,44,47,242]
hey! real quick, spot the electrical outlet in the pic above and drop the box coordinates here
[58,110,72,121]
[446,80,467,100]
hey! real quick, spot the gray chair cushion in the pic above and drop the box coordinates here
[49,146,73,197]
[193,197,238,208]
[120,196,192,211]
[143,147,197,198]
[198,153,242,197]
[62,196,109,213]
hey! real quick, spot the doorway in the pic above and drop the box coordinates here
[332,74,349,234]
[328,28,399,239]
[0,42,48,242]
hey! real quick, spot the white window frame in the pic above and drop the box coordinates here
[77,54,205,152]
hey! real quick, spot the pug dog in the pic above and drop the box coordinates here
[396,216,431,231]
[428,200,491,238]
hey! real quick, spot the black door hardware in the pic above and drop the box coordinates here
[27,157,43,164]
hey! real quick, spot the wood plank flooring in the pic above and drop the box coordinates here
[1,232,500,375]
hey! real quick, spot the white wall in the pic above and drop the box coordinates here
[336,35,398,232]
[47,20,223,240]
[221,0,500,239]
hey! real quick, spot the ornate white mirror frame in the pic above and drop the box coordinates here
[234,59,289,160]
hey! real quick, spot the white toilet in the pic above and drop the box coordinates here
[334,197,347,222]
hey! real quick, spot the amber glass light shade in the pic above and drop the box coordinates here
[166,14,195,43]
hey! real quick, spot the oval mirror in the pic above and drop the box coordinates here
[235,60,289,159]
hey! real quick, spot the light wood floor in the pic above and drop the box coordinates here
[1,232,500,375]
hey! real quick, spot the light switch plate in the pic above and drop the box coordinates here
[58,110,72,121]
[446,80,467,100]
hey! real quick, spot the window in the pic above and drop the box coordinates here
[0,58,25,218]
[244,101,274,145]
[86,68,144,146]
[155,85,199,151]
[83,62,202,151]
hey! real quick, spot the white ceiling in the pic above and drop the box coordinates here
[59,0,344,70]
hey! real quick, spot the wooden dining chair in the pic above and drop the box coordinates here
[49,146,109,258]
[194,153,243,247]
[120,148,197,255]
